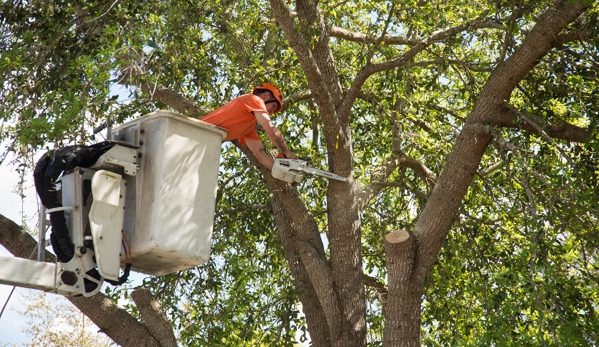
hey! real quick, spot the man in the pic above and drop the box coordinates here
[201,82,298,169]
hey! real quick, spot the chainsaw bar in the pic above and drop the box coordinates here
[304,167,347,181]
[272,158,347,183]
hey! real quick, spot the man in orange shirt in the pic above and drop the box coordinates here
[201,82,298,169]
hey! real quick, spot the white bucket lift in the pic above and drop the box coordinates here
[111,111,226,275]
[0,110,226,296]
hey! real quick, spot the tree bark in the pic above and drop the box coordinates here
[271,194,332,347]
[385,236,422,346]
[270,1,367,345]
[131,288,178,347]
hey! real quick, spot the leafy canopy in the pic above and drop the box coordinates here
[1,0,598,345]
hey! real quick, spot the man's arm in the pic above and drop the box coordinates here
[253,111,298,159]
[245,138,275,170]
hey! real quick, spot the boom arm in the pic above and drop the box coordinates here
[0,251,102,297]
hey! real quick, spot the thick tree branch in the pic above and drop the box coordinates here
[413,0,591,282]
[0,214,49,260]
[69,294,163,347]
[271,0,356,197]
[233,141,344,342]
[131,288,178,347]
[275,2,366,344]
[384,233,421,345]
[270,194,332,347]
[295,0,344,106]
[285,89,313,107]
[495,103,590,143]
[269,0,337,123]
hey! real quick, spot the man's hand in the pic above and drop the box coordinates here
[282,151,298,159]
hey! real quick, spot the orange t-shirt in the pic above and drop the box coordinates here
[201,94,268,145]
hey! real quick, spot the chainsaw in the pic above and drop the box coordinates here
[271,157,347,183]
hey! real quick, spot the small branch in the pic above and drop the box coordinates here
[363,273,388,312]
[365,3,396,64]
[118,63,210,117]
[552,25,596,48]
[356,150,436,211]
[356,155,402,211]
[329,26,417,45]
[85,0,121,23]
[339,11,499,118]
[329,20,503,46]
[478,161,506,177]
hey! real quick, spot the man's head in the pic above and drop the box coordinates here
[253,82,283,114]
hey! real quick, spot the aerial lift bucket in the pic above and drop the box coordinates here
[0,110,226,296]
[110,110,226,275]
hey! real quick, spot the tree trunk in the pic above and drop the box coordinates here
[384,237,422,346]
[271,194,332,347]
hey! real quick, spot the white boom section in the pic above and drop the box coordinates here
[0,251,102,297]
[0,257,63,293]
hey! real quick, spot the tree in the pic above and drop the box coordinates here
[15,291,115,347]
[1,0,598,346]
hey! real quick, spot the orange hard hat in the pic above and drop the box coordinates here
[253,82,284,113]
